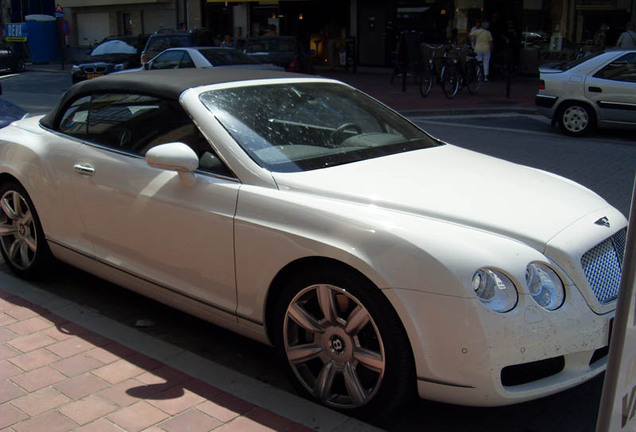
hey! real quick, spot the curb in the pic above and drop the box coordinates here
[0,271,383,432]
[401,106,538,117]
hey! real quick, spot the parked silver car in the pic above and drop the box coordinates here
[143,47,283,71]
[535,49,636,136]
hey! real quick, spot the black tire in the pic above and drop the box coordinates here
[558,102,596,137]
[13,60,25,73]
[467,61,483,95]
[0,181,52,279]
[419,64,434,97]
[273,263,415,419]
[440,64,459,99]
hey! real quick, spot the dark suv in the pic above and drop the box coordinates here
[244,36,314,74]
[140,30,215,64]
[0,42,25,74]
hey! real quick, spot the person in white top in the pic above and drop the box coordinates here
[616,22,636,48]
[469,20,493,81]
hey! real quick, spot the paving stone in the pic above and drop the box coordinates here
[7,317,52,336]
[11,411,77,432]
[11,387,71,416]
[0,379,27,404]
[74,418,122,432]
[147,386,206,416]
[0,359,21,379]
[51,353,105,377]
[159,408,222,432]
[6,332,56,353]
[9,348,60,371]
[98,378,150,407]
[10,366,66,392]
[107,401,170,432]
[59,394,118,425]
[0,403,28,429]
[93,359,147,385]
[0,327,17,342]
[46,336,103,359]
[54,373,110,400]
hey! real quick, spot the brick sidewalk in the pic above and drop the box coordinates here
[0,288,318,432]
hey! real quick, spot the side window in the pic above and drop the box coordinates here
[58,96,91,138]
[65,92,233,177]
[180,53,195,69]
[594,53,636,83]
[149,50,184,69]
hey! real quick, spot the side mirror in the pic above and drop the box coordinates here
[145,142,198,172]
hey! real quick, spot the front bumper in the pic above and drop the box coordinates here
[385,286,612,406]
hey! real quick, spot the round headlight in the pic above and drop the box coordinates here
[525,263,564,310]
[472,268,518,313]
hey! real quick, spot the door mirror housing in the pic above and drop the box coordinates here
[145,142,198,172]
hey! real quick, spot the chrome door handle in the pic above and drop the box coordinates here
[74,163,95,176]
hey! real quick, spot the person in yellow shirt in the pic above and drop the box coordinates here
[469,20,493,81]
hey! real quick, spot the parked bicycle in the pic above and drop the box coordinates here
[439,45,484,99]
[419,44,448,97]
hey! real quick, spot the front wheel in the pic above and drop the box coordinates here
[440,64,459,99]
[274,264,414,418]
[558,102,596,136]
[0,182,52,278]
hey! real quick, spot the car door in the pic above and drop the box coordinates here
[67,92,239,316]
[585,52,636,125]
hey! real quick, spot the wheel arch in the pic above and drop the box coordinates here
[263,256,413,357]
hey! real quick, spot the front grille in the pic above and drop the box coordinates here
[581,229,627,305]
[84,66,108,74]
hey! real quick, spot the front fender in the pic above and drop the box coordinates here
[234,184,547,325]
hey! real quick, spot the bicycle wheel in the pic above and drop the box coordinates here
[440,64,459,99]
[467,61,483,95]
[419,63,434,97]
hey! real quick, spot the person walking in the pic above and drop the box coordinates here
[616,22,636,48]
[469,20,493,81]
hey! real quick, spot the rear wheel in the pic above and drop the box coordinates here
[558,102,596,136]
[0,182,52,278]
[419,64,434,97]
[440,64,459,99]
[273,264,414,418]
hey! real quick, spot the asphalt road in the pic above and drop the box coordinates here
[0,70,634,431]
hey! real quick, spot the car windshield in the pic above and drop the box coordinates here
[91,40,137,56]
[200,82,440,172]
[244,38,295,53]
[198,48,260,66]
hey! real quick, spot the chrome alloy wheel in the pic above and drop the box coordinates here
[0,190,37,270]
[562,105,589,134]
[283,284,386,409]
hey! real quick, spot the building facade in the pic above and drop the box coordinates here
[2,0,635,65]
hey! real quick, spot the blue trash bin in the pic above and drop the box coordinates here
[25,14,60,63]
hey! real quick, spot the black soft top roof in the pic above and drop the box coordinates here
[40,68,309,129]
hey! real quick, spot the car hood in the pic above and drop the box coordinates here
[78,54,136,66]
[272,144,611,250]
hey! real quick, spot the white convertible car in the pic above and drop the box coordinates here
[0,69,627,417]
